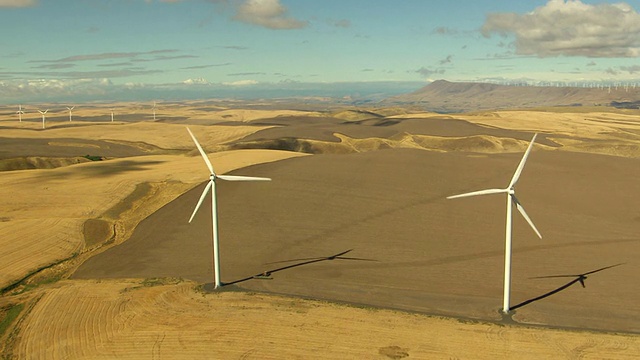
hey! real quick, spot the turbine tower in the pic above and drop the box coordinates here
[447,133,542,314]
[152,101,156,121]
[38,109,49,129]
[187,127,271,289]
[16,105,24,122]
[66,106,75,121]
[110,108,114,122]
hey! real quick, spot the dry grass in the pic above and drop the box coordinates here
[8,280,639,359]
[0,122,272,151]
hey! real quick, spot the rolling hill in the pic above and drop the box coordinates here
[386,80,640,113]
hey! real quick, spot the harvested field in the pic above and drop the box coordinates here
[8,280,640,359]
[1,105,639,357]
[74,146,640,332]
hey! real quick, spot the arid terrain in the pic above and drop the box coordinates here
[387,80,640,112]
[1,100,639,358]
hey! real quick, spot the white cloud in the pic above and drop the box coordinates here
[123,82,149,90]
[222,79,258,86]
[0,78,113,97]
[482,0,640,57]
[182,77,210,85]
[233,0,307,30]
[0,0,36,7]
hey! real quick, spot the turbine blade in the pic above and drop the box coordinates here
[189,181,213,223]
[217,175,271,182]
[447,188,507,199]
[186,127,215,175]
[512,195,542,239]
[508,133,538,188]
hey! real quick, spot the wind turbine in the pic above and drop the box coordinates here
[447,133,542,314]
[110,108,114,122]
[38,109,49,129]
[152,101,156,121]
[187,127,271,289]
[66,106,75,121]
[16,105,24,122]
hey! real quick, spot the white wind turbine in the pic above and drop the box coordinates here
[186,127,271,289]
[447,133,542,314]
[38,109,49,129]
[110,108,114,122]
[152,101,156,121]
[66,106,75,121]
[16,105,24,122]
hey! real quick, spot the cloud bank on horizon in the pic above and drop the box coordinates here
[1,0,640,103]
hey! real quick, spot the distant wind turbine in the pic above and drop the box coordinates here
[66,106,75,121]
[38,109,49,129]
[186,127,271,289]
[110,108,114,122]
[447,134,542,314]
[152,101,156,121]
[16,105,24,122]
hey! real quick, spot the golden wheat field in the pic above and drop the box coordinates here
[1,102,639,358]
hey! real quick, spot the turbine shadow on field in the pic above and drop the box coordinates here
[223,249,377,286]
[511,263,624,311]
[349,239,637,272]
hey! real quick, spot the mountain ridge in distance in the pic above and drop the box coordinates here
[384,79,640,113]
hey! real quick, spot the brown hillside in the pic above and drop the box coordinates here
[387,80,640,112]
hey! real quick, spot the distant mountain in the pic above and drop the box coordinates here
[385,80,640,113]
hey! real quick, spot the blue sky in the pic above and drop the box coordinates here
[2,0,640,103]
